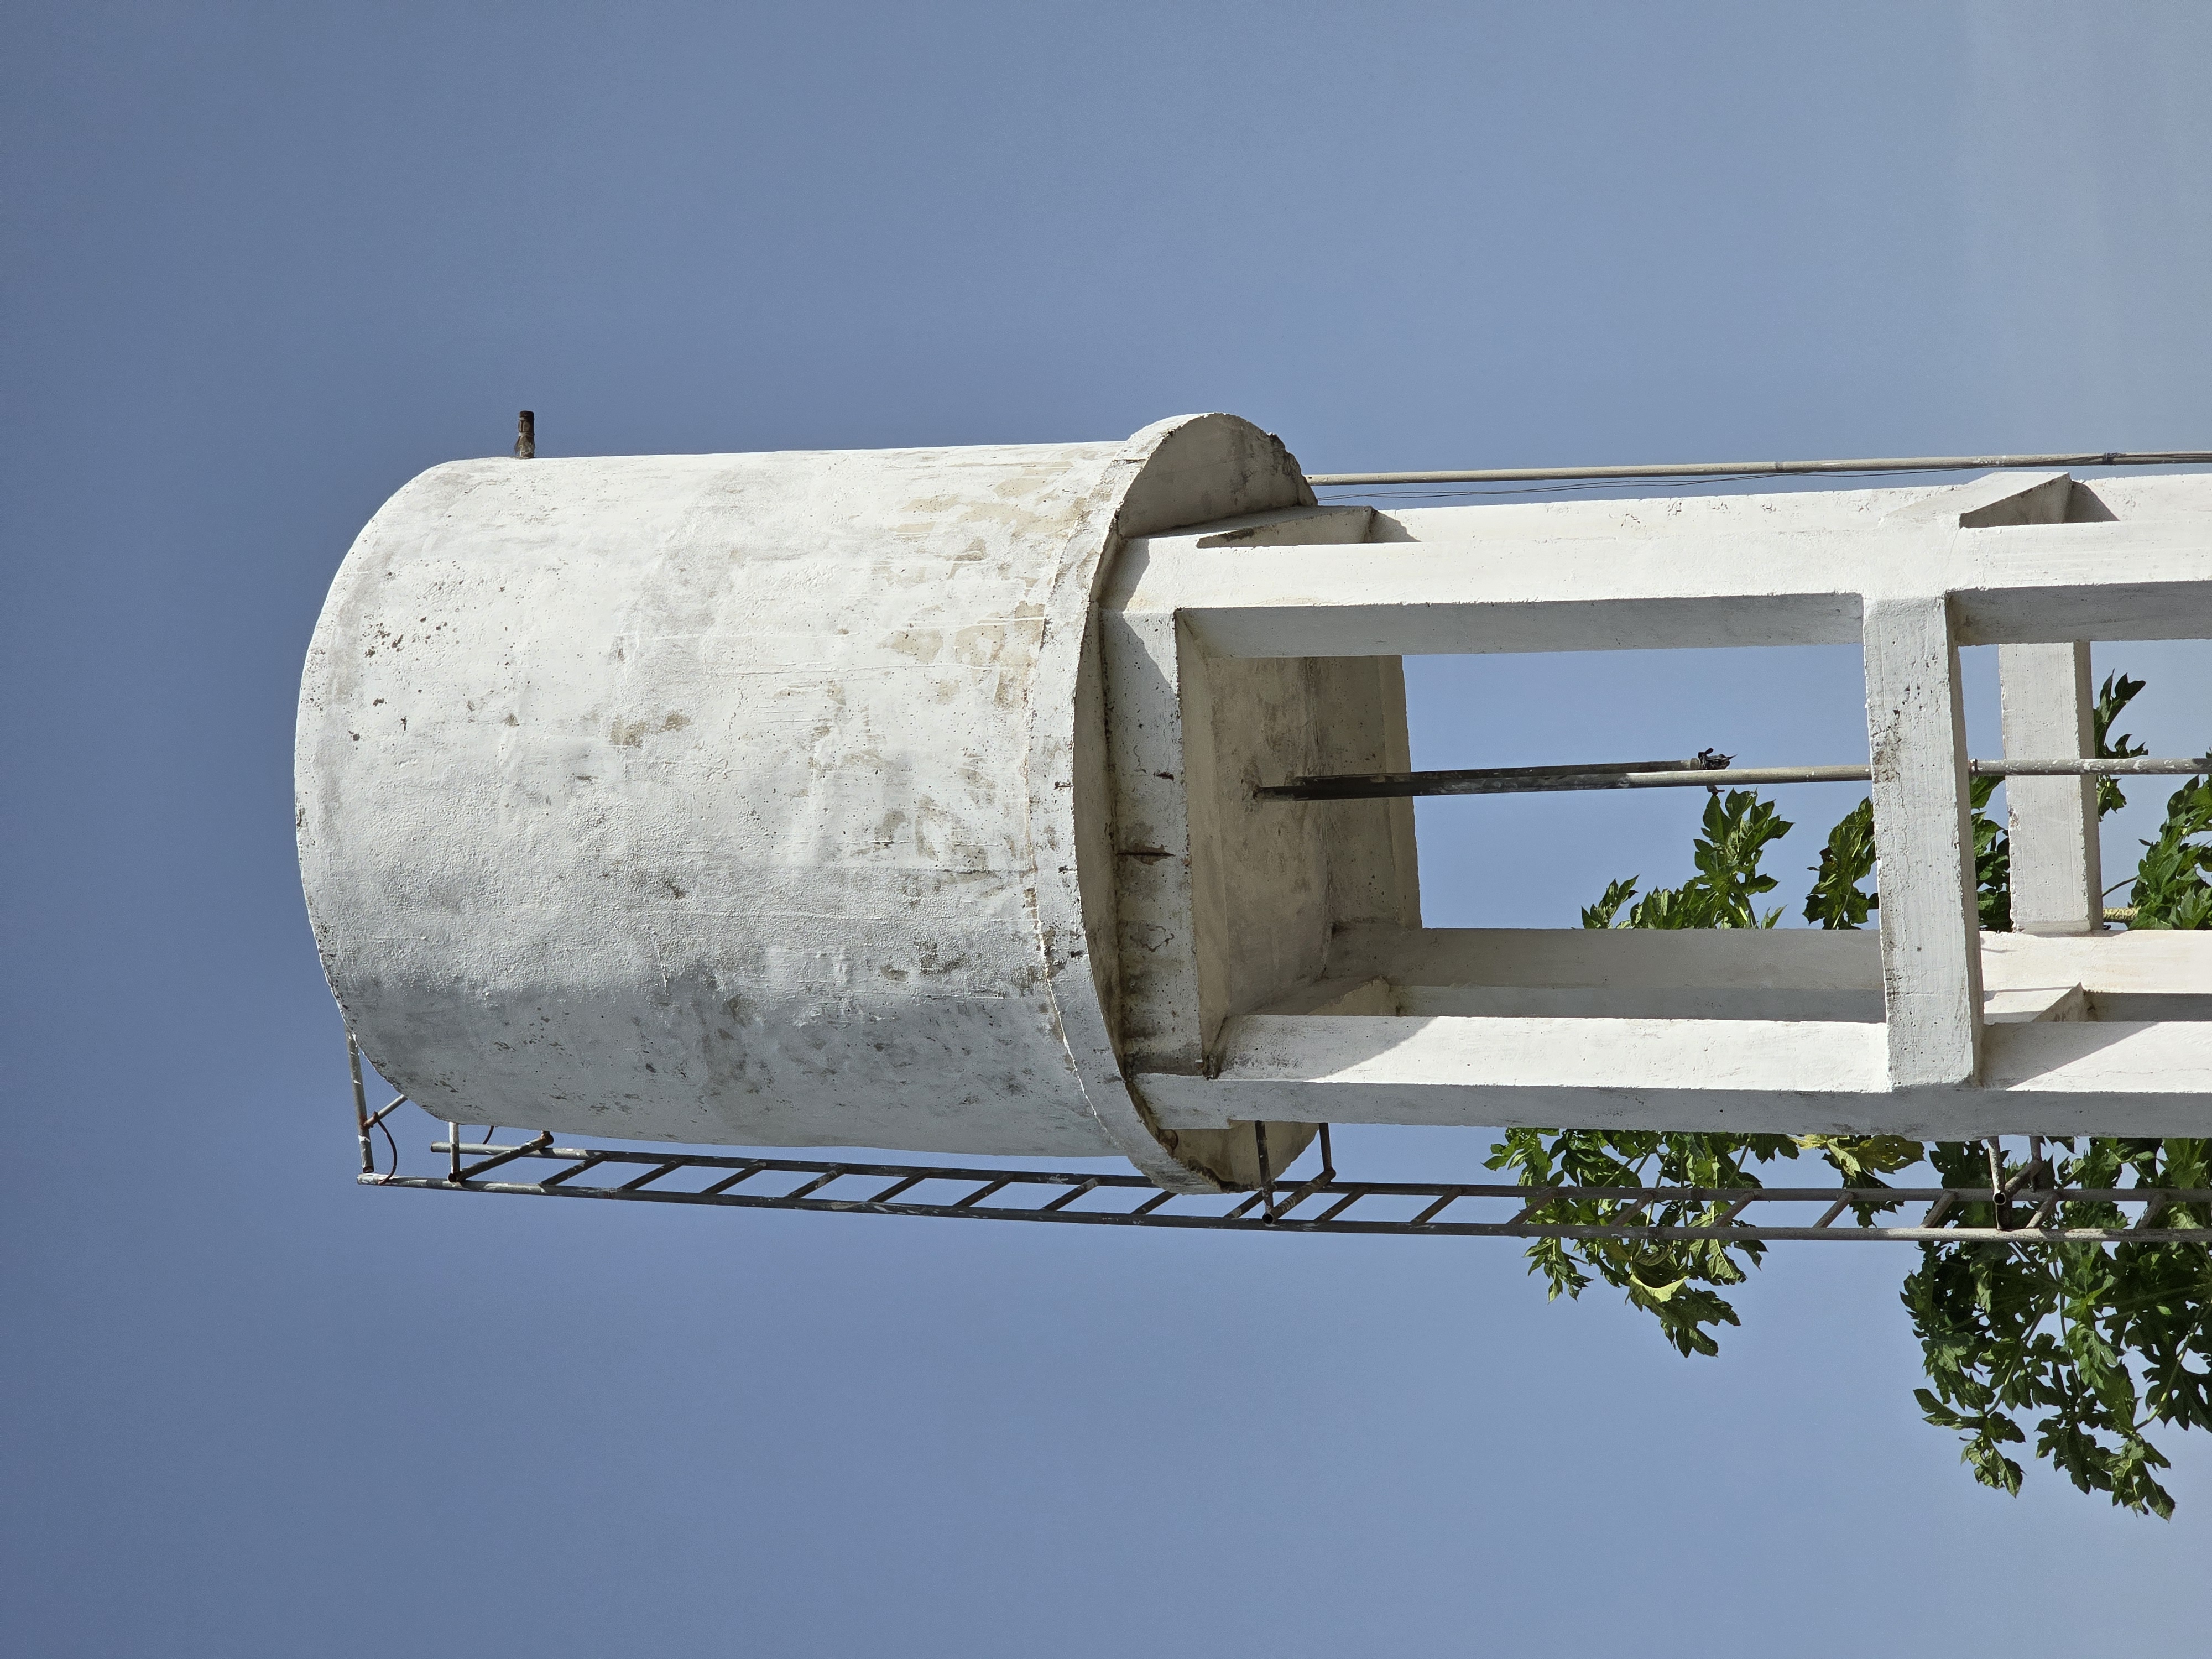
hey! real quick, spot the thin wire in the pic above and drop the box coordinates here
[1313,466,1987,503]
[1307,449,2212,491]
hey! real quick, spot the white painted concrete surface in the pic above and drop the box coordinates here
[2000,641,2101,933]
[301,431,2212,1181]
[299,415,1315,1187]
[1861,593,1983,1087]
[1109,461,2211,1144]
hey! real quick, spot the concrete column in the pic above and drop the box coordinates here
[1863,593,1983,1087]
[1999,641,2102,934]
[1099,607,1214,1075]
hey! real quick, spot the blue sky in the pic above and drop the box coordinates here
[6,4,2209,1652]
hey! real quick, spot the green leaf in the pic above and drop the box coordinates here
[1970,774,2011,932]
[1580,875,1640,930]
[1583,789,1793,932]
[2094,671,2149,817]
[1804,797,1877,928]
[1535,676,2210,1516]
[2126,776,2212,930]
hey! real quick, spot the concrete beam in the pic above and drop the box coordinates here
[1106,518,2212,658]
[1863,593,1983,1087]
[1326,922,2212,1001]
[1327,922,1883,991]
[2000,641,2103,934]
[1133,1013,2212,1138]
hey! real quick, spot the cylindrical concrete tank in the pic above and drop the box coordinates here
[298,413,1313,1186]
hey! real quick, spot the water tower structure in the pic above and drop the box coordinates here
[297,414,2212,1228]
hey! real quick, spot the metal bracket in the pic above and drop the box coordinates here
[357,1134,2208,1244]
[345,1045,2205,1244]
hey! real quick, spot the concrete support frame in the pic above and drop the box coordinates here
[1102,467,2212,1142]
[1100,505,1421,1187]
[2001,641,2101,934]
[1861,593,1982,1087]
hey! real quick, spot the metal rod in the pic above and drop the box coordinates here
[2002,1155,2049,1200]
[1040,1177,1102,1213]
[1270,1166,1340,1219]
[1260,754,2210,801]
[368,1173,2212,1243]
[435,1145,1148,1186]
[358,1138,2211,1244]
[1316,1188,1370,1223]
[349,1035,373,1176]
[1306,450,2212,488]
[454,1130,554,1183]
[1261,753,1733,800]
[779,1165,848,1199]
[388,1149,2183,1205]
[1508,1191,1559,1224]
[539,1152,610,1189]
[1410,1189,1467,1225]
[448,1122,461,1182]
[1984,757,2210,776]
[365,1093,408,1130]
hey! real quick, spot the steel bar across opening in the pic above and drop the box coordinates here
[1258,754,2212,801]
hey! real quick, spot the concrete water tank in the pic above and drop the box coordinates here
[298,414,1411,1191]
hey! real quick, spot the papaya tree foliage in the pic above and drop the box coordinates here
[1491,671,2212,1515]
